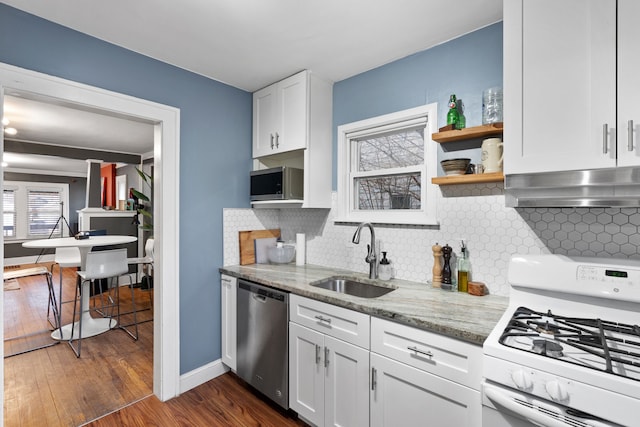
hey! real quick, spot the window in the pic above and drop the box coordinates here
[336,103,438,225]
[3,181,70,240]
[3,188,16,238]
[28,189,63,237]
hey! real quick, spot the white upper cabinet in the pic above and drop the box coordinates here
[618,0,640,167]
[504,0,625,174]
[251,70,333,208]
[253,70,331,158]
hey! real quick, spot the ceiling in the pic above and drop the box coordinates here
[3,0,503,92]
[2,0,503,175]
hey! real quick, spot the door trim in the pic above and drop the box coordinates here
[0,62,181,407]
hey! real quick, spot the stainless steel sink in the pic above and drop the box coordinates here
[310,276,395,298]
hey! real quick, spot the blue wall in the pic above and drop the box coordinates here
[0,4,252,373]
[333,23,503,188]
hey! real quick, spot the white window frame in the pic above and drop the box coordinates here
[3,185,17,239]
[336,103,438,225]
[4,181,70,241]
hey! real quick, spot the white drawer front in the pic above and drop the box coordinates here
[290,294,370,349]
[370,317,482,389]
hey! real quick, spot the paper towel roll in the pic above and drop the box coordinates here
[296,233,306,265]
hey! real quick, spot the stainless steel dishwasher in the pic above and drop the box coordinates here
[236,279,289,409]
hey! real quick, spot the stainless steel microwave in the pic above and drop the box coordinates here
[250,167,304,201]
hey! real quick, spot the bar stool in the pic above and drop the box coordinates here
[127,238,154,312]
[49,247,81,329]
[69,249,137,357]
[3,266,60,357]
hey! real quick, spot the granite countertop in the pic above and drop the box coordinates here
[219,263,509,346]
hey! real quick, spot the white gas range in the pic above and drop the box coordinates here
[482,254,640,427]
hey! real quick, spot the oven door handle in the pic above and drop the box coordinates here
[484,384,571,427]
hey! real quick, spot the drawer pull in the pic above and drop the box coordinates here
[407,346,433,358]
[315,315,332,324]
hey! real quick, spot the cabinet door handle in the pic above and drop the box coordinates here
[275,132,280,148]
[371,367,377,391]
[629,120,635,152]
[407,345,433,358]
[315,344,321,365]
[324,347,329,368]
[314,315,332,324]
[603,123,609,154]
[270,133,274,149]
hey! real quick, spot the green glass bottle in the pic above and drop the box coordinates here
[446,94,459,127]
[456,98,466,130]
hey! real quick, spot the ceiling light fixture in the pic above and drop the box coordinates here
[2,117,17,135]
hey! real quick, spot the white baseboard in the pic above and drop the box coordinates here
[179,358,230,394]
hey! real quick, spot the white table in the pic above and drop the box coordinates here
[23,235,137,340]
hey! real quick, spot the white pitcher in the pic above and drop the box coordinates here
[481,137,504,173]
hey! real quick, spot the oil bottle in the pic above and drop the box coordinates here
[457,241,471,293]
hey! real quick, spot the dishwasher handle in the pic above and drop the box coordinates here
[238,279,288,303]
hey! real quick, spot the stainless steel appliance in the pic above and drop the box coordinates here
[483,254,640,427]
[250,166,303,201]
[505,166,640,207]
[237,279,289,409]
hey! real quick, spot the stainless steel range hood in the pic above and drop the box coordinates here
[505,167,640,207]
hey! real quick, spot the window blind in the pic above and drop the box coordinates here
[3,189,16,238]
[27,189,62,237]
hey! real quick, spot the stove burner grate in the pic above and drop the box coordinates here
[499,306,640,381]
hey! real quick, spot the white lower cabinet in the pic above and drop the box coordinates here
[370,352,481,427]
[370,317,482,427]
[289,295,370,427]
[220,274,237,370]
[286,296,483,427]
[289,322,370,427]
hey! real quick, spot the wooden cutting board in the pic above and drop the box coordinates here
[239,229,280,265]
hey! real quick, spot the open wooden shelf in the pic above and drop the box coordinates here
[432,122,503,143]
[431,172,504,185]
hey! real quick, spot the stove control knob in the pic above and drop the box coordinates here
[511,370,533,391]
[545,380,569,402]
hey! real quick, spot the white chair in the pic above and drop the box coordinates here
[127,238,154,286]
[3,266,60,357]
[48,247,81,328]
[126,238,154,318]
[69,249,137,357]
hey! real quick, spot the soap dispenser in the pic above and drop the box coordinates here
[379,252,392,280]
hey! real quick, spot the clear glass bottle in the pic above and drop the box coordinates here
[455,98,466,130]
[379,251,392,280]
[457,241,471,293]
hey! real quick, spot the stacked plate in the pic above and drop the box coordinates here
[440,158,470,175]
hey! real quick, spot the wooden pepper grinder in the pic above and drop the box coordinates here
[431,243,442,288]
[441,244,453,290]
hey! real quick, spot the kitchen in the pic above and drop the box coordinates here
[2,1,640,426]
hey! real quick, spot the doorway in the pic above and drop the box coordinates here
[0,63,181,420]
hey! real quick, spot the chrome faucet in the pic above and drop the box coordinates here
[352,222,377,279]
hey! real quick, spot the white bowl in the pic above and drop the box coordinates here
[267,245,296,264]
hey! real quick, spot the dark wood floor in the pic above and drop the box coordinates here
[4,263,154,426]
[87,372,308,427]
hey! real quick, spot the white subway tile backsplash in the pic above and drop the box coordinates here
[223,186,640,297]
